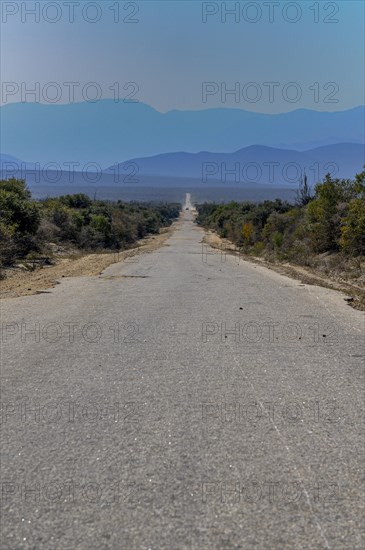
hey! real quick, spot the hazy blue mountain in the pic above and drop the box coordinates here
[1,101,363,167]
[0,153,26,166]
[276,137,364,151]
[0,153,61,174]
[0,153,99,174]
[107,143,365,186]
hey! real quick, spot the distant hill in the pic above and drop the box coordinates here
[1,101,363,166]
[107,143,365,186]
[0,153,26,167]
[0,153,43,172]
[2,143,363,188]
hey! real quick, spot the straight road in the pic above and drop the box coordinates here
[1,205,364,550]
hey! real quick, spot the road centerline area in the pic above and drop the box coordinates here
[1,210,364,550]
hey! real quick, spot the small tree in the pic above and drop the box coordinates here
[242,222,254,244]
[0,179,40,265]
[306,173,356,252]
[296,172,312,206]
[339,169,365,255]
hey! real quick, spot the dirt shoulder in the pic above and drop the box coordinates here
[202,230,365,311]
[0,220,180,300]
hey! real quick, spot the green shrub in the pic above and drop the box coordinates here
[196,169,365,264]
[0,179,180,267]
[340,198,365,255]
[251,241,265,255]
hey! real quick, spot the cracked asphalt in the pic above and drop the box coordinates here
[0,207,364,549]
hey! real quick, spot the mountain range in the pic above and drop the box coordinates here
[1,101,364,167]
[2,143,363,187]
[107,143,364,186]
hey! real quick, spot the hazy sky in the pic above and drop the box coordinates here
[1,0,364,112]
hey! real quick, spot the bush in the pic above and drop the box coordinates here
[305,173,356,252]
[0,179,40,266]
[0,180,181,267]
[340,198,365,255]
[196,169,365,264]
[251,241,265,255]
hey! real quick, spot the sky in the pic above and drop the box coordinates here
[1,0,364,112]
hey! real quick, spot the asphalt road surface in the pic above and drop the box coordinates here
[1,205,364,550]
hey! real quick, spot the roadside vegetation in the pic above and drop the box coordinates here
[196,170,365,290]
[0,178,180,274]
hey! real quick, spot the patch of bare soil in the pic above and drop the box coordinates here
[0,220,180,300]
[202,230,365,311]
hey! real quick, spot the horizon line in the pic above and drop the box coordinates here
[0,100,364,117]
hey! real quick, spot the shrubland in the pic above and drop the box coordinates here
[196,170,365,286]
[0,179,180,272]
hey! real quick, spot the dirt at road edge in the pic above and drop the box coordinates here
[0,220,180,300]
[202,230,365,312]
